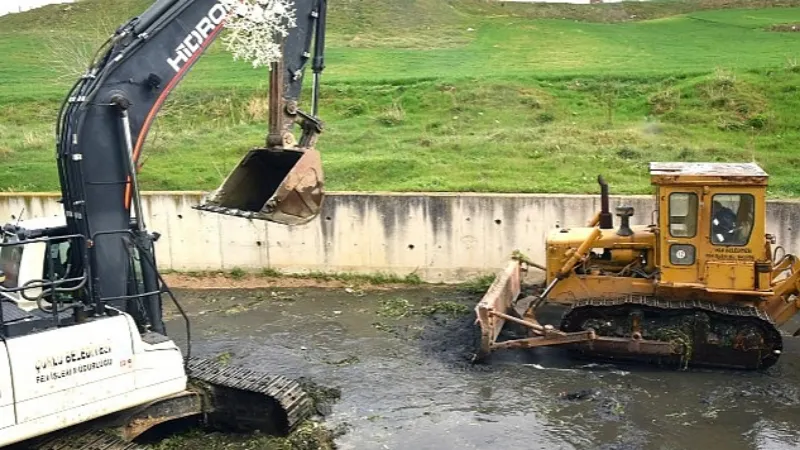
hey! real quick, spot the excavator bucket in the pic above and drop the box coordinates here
[194,147,324,226]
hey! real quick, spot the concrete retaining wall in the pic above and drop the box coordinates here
[2,192,800,283]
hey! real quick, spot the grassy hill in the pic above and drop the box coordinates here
[1,0,800,196]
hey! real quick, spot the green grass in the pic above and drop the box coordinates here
[1,0,800,196]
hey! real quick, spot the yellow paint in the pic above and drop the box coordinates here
[537,162,800,326]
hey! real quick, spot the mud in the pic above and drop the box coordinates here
[159,286,800,450]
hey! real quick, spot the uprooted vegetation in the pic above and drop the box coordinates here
[377,297,471,319]
[147,421,341,450]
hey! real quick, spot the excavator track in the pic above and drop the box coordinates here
[26,428,146,450]
[560,295,783,370]
[20,357,316,450]
[185,357,315,436]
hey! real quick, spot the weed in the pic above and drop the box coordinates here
[595,81,620,126]
[677,147,696,160]
[403,272,423,285]
[245,96,269,120]
[215,352,232,366]
[260,267,283,277]
[323,355,360,366]
[378,298,415,318]
[785,56,800,72]
[229,267,247,280]
[616,146,640,160]
[377,101,405,126]
[746,113,769,129]
[462,274,496,294]
[341,100,368,117]
[536,112,556,124]
[418,301,470,318]
[648,87,681,114]
[378,297,471,320]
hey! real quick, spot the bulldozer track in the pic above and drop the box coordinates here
[560,295,784,370]
[186,357,315,435]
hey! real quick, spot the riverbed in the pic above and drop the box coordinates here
[161,286,800,450]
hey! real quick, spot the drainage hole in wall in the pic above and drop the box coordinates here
[408,244,415,250]
[495,219,502,225]
[178,214,183,219]
[256,241,262,246]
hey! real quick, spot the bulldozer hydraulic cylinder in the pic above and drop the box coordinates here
[558,227,602,277]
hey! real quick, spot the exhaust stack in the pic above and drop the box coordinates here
[597,175,613,230]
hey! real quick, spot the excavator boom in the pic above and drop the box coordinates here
[55,0,327,329]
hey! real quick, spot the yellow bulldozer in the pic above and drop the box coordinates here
[475,162,800,370]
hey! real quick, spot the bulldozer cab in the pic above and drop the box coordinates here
[651,162,770,293]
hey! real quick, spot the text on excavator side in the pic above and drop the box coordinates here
[166,2,230,73]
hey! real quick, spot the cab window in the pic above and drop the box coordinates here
[669,193,698,238]
[711,194,755,246]
[45,239,71,280]
[0,243,23,289]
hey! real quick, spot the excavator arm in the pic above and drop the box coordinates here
[52,0,327,332]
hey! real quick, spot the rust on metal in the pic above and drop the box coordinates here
[574,335,679,356]
[112,391,205,441]
[489,310,546,335]
[490,330,596,350]
[194,147,324,225]
[474,260,522,362]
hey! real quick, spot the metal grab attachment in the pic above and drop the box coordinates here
[193,147,324,225]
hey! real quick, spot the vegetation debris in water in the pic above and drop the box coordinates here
[323,355,360,366]
[378,298,471,319]
[215,351,233,366]
[147,420,339,450]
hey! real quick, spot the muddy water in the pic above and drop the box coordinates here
[164,286,800,450]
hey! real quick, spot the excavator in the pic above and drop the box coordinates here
[0,0,327,448]
[475,163,800,370]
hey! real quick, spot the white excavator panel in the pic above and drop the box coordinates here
[7,315,136,425]
[0,340,14,429]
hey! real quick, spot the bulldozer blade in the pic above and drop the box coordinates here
[473,259,523,362]
[194,147,324,226]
